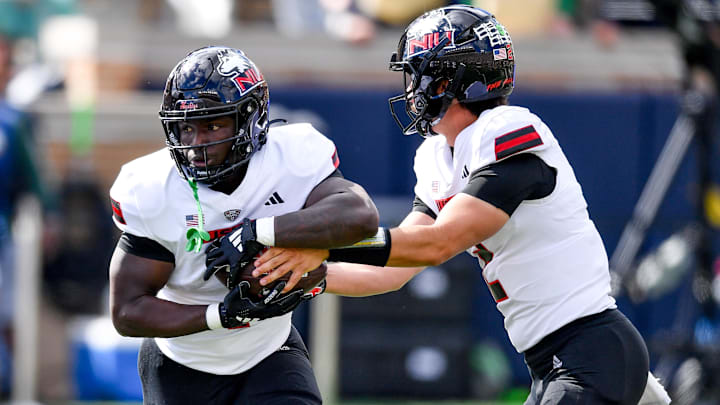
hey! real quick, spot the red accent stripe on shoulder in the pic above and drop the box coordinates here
[110,198,126,225]
[494,125,543,160]
[331,149,340,168]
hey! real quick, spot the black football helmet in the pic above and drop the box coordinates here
[388,5,515,137]
[159,46,270,185]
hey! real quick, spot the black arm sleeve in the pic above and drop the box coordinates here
[412,195,437,219]
[117,232,175,263]
[461,153,556,216]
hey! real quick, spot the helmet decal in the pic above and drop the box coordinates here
[216,49,265,94]
[473,21,512,48]
[178,100,199,110]
[404,10,456,58]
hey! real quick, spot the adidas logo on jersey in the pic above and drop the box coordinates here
[461,165,470,179]
[264,192,285,206]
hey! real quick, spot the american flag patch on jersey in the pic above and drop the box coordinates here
[431,180,439,193]
[494,125,543,160]
[185,214,205,227]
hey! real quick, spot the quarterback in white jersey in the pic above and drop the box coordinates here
[108,47,378,404]
[252,6,669,405]
[411,105,617,352]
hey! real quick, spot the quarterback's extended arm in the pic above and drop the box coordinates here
[255,193,507,277]
[385,193,508,266]
[256,211,433,296]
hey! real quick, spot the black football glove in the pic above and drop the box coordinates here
[219,281,305,327]
[204,218,264,287]
[302,279,326,301]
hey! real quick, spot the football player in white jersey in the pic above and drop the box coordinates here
[249,6,670,405]
[107,46,378,404]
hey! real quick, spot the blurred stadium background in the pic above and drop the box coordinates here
[2,0,720,404]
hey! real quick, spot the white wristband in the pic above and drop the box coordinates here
[205,303,223,330]
[255,216,275,246]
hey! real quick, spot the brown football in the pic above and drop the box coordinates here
[215,261,327,299]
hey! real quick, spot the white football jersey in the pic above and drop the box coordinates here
[414,106,616,352]
[109,123,338,374]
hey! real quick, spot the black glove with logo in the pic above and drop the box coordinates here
[219,280,305,327]
[204,218,264,287]
[302,279,326,300]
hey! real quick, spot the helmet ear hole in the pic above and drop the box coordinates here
[244,100,256,114]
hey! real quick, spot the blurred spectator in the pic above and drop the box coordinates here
[550,0,605,37]
[42,177,114,315]
[650,0,720,94]
[0,34,54,399]
[166,0,234,38]
[0,0,77,40]
[36,174,113,400]
[353,0,447,29]
[467,0,558,36]
[271,0,448,45]
[273,0,451,45]
[271,0,376,45]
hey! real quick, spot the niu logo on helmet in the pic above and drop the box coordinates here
[407,31,453,56]
[404,10,457,58]
[216,49,265,95]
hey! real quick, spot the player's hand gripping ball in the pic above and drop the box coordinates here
[203,218,264,287]
[214,260,328,299]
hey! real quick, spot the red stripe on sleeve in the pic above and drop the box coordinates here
[111,198,127,225]
[495,131,540,155]
[331,149,340,168]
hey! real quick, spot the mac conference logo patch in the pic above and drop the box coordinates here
[224,209,242,221]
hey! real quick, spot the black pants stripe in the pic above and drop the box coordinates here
[138,326,322,405]
[523,309,649,405]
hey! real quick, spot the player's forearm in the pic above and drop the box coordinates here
[272,192,379,248]
[325,262,423,297]
[111,296,209,338]
[325,225,453,268]
[385,225,457,267]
